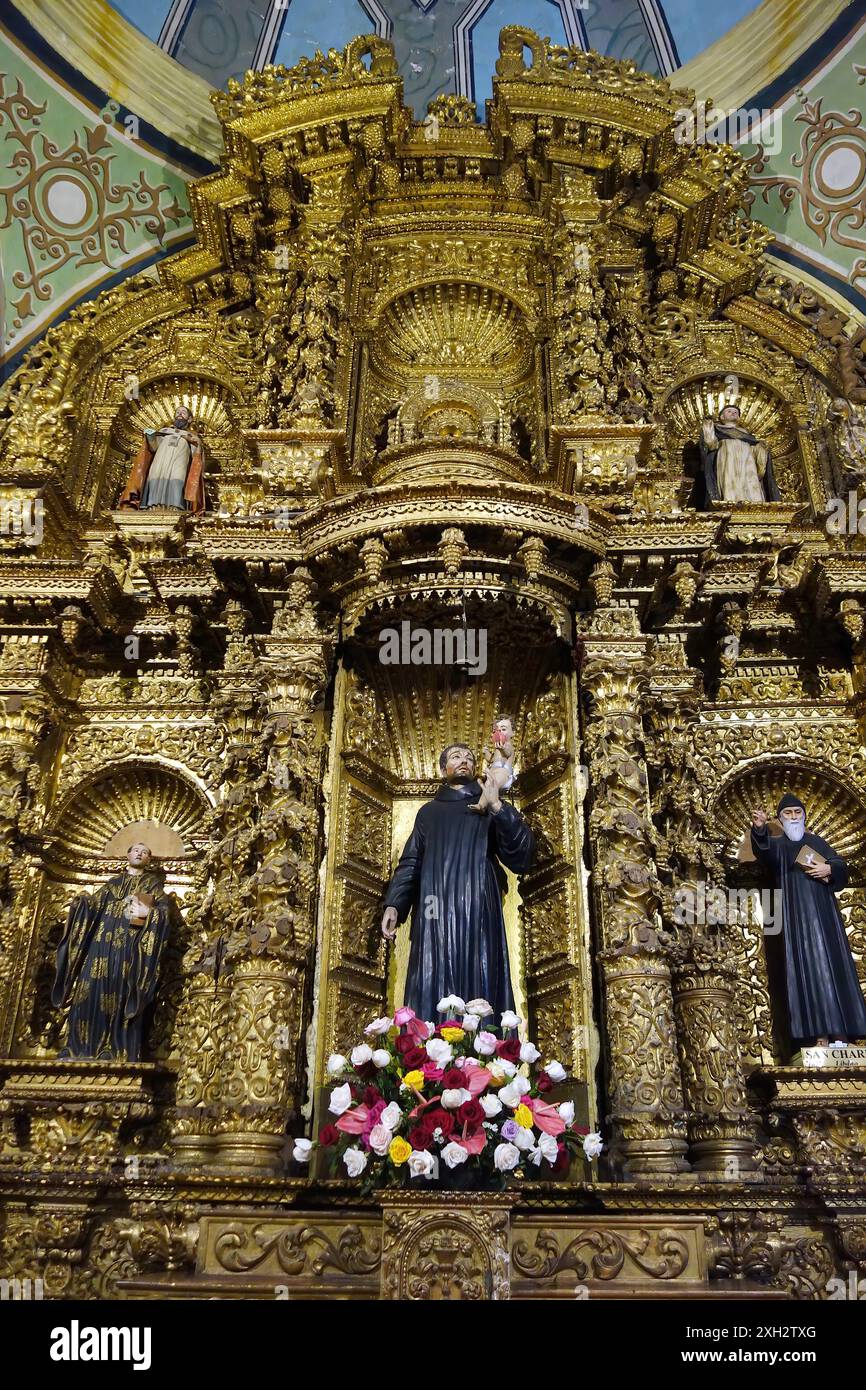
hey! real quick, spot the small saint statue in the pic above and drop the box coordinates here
[380,743,534,1019]
[751,794,866,1050]
[470,716,515,813]
[51,841,175,1061]
[699,404,780,505]
[118,405,205,513]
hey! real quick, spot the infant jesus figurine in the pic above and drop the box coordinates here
[469,716,515,814]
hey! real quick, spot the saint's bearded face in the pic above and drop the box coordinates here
[443,747,475,783]
[174,408,192,429]
[781,807,806,842]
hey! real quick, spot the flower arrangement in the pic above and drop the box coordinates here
[293,995,603,1187]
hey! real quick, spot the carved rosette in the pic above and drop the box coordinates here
[671,942,758,1173]
[580,638,688,1173]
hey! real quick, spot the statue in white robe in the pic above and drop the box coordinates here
[698,404,780,506]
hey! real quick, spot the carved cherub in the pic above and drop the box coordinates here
[469,716,515,815]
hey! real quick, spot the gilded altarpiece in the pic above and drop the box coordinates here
[1,27,866,1299]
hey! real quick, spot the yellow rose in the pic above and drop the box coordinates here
[440,1027,465,1043]
[389,1136,412,1166]
[401,1069,425,1090]
[514,1104,534,1129]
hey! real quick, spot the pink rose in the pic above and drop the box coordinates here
[474,1030,498,1057]
[394,1006,416,1027]
[422,1062,444,1082]
[368,1123,393,1156]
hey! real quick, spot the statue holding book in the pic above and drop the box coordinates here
[750,794,866,1049]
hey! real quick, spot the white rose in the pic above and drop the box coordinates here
[350,1043,373,1067]
[328,1082,353,1116]
[493,1141,521,1171]
[380,1102,402,1131]
[364,1016,393,1036]
[499,1077,531,1108]
[368,1124,393,1156]
[461,1013,480,1032]
[437,994,466,1014]
[520,1042,541,1064]
[465,998,494,1017]
[343,1146,368,1177]
[371,1048,391,1068]
[473,1030,497,1057]
[500,1010,522,1029]
[441,1141,469,1169]
[513,1126,535,1151]
[583,1131,604,1160]
[326,1053,347,1076]
[292,1138,313,1163]
[545,1060,567,1083]
[425,1038,453,1067]
[407,1150,438,1181]
[488,1058,516,1080]
[480,1093,503,1118]
[537,1132,559,1165]
[441,1088,470,1110]
[558,1101,576,1127]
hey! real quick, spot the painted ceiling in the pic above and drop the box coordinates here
[2,0,865,381]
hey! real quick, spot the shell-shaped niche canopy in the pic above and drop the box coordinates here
[666,375,805,501]
[111,376,237,464]
[46,763,208,862]
[713,763,866,879]
[370,282,531,379]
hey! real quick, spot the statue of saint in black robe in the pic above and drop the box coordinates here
[383,780,534,1020]
[751,798,866,1046]
[52,849,174,1062]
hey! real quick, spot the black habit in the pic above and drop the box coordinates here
[383,780,535,1020]
[751,824,866,1044]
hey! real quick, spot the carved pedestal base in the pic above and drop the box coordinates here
[381,1193,512,1300]
[0,1059,163,1168]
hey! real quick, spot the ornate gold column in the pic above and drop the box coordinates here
[579,612,689,1175]
[171,602,262,1167]
[213,576,331,1171]
[648,691,757,1176]
[672,941,758,1175]
[0,637,56,1056]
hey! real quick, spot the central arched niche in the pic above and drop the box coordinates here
[360,276,538,479]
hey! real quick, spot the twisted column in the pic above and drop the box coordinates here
[580,629,689,1175]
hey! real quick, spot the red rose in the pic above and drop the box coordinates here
[424,1107,454,1137]
[395,1034,416,1055]
[536,1071,553,1093]
[319,1124,339,1147]
[409,1125,433,1151]
[497,1038,521,1063]
[363,1086,382,1108]
[456,1098,484,1128]
[442,1068,465,1089]
[401,1045,427,1070]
